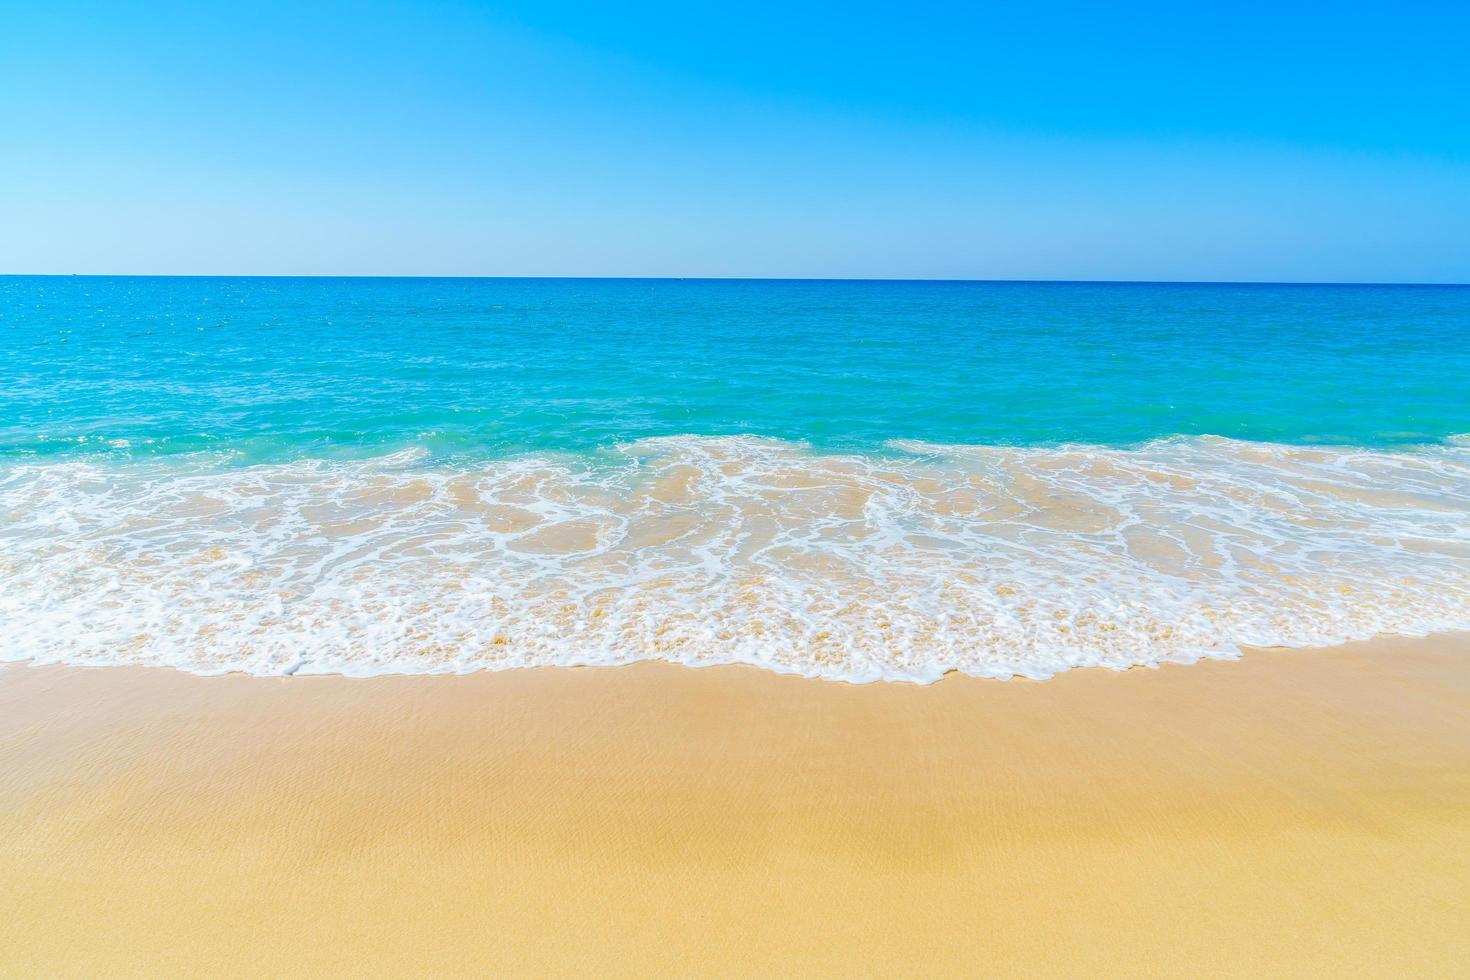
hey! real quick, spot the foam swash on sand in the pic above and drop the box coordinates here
[4,435,1469,681]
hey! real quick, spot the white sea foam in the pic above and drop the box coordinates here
[3,435,1469,682]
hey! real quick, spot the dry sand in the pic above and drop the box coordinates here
[3,635,1469,977]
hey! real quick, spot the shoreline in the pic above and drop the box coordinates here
[0,626,1462,685]
[4,633,1469,976]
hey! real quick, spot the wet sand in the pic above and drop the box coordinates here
[3,635,1469,977]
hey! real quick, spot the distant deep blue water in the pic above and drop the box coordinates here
[3,277,1469,682]
[3,277,1468,462]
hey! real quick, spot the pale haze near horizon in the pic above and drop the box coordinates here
[2,1,1468,283]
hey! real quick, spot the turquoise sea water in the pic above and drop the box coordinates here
[5,277,1470,462]
[2,277,1469,681]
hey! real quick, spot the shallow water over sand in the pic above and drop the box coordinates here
[5,435,1469,681]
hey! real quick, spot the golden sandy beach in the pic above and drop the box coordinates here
[3,635,1469,977]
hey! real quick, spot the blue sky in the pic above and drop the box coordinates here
[2,1,1467,280]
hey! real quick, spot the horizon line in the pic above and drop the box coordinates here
[2,274,1467,287]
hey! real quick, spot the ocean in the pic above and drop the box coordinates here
[3,276,1469,680]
